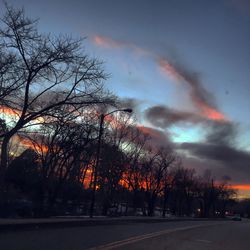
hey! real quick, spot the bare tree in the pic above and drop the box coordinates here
[167,167,198,216]
[20,107,100,214]
[0,5,115,190]
[216,183,236,217]
[142,148,176,216]
[122,127,150,214]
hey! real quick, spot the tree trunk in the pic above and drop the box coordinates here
[0,135,11,193]
[186,196,192,216]
[0,135,11,216]
[162,186,169,217]
[147,194,156,216]
[133,190,138,214]
[102,198,110,216]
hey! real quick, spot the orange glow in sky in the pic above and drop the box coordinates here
[231,184,250,191]
[199,104,227,121]
[0,105,21,118]
[93,35,126,49]
[137,125,162,139]
[230,184,250,199]
[17,137,48,153]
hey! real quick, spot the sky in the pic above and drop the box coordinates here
[1,0,250,197]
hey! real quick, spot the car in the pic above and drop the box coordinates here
[232,214,242,221]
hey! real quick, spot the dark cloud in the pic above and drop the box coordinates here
[221,175,232,182]
[143,103,248,183]
[180,142,249,165]
[174,64,216,110]
[205,121,238,145]
[180,154,250,184]
[144,105,203,128]
[174,116,250,183]
[179,142,250,179]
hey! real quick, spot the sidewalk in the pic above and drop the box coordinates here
[0,216,229,232]
[0,216,172,231]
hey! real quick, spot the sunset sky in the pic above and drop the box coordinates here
[1,0,250,198]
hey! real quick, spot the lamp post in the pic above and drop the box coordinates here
[89,108,132,218]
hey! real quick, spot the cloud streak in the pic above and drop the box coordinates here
[145,105,202,128]
[93,34,227,122]
[158,58,227,122]
[93,35,148,55]
[93,35,129,49]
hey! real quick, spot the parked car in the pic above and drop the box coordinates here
[232,214,242,221]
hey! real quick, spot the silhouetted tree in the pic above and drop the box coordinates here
[5,149,41,216]
[6,149,40,193]
[97,111,135,215]
[0,4,114,193]
[234,199,250,218]
[142,148,176,216]
[168,167,198,216]
[21,109,100,214]
[215,183,236,217]
[122,127,149,214]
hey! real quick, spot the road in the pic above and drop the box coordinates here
[0,219,249,250]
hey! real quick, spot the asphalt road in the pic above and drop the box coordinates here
[0,220,249,250]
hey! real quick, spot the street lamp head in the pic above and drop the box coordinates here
[104,108,133,117]
[122,108,133,113]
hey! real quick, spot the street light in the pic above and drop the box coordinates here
[89,108,132,218]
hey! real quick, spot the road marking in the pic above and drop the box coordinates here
[87,223,222,250]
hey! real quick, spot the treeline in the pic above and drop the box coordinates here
[0,5,236,217]
[234,199,250,218]
[3,118,236,218]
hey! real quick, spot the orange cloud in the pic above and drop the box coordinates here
[198,104,227,121]
[93,35,148,56]
[93,35,129,49]
[158,58,184,82]
[158,59,227,122]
